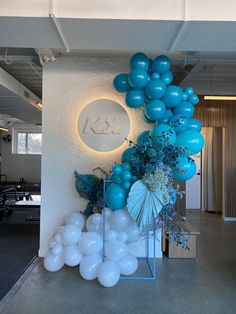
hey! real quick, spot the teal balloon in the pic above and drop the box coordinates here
[151,72,161,80]
[169,114,189,133]
[158,108,173,124]
[161,71,173,85]
[174,101,194,118]
[144,112,156,123]
[162,85,183,108]
[120,170,132,182]
[189,94,199,106]
[113,73,130,93]
[112,164,123,175]
[128,69,149,89]
[173,157,196,181]
[176,130,204,155]
[151,55,171,74]
[105,183,127,210]
[188,118,202,132]
[122,181,131,190]
[121,147,137,162]
[182,92,188,101]
[185,86,194,97]
[137,131,150,145]
[122,162,131,171]
[145,100,166,120]
[150,124,176,146]
[129,53,149,71]
[145,79,166,99]
[125,90,145,108]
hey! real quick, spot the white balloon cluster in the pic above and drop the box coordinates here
[44,208,140,287]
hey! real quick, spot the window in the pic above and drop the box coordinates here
[13,128,42,154]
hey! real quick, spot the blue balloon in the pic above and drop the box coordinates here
[144,112,156,123]
[158,108,174,124]
[169,114,189,133]
[110,174,122,184]
[125,90,145,108]
[130,52,149,71]
[182,92,188,101]
[174,101,194,118]
[122,181,132,190]
[176,130,204,155]
[120,170,132,182]
[145,79,166,99]
[188,118,202,132]
[151,72,161,80]
[151,55,171,74]
[161,71,173,85]
[113,73,130,93]
[145,100,166,120]
[189,94,199,106]
[185,86,194,97]
[112,164,123,175]
[122,162,131,171]
[150,124,176,146]
[128,69,149,89]
[162,85,183,108]
[137,131,150,145]
[105,183,127,210]
[173,157,196,181]
[121,147,137,162]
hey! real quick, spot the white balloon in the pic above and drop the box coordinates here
[52,243,63,256]
[105,240,128,262]
[79,232,103,255]
[117,232,128,242]
[62,225,81,245]
[97,261,120,288]
[102,207,112,219]
[54,232,63,244]
[86,216,100,232]
[44,252,64,272]
[118,254,138,275]
[125,222,140,242]
[65,212,85,230]
[63,245,83,266]
[79,254,103,280]
[49,238,57,248]
[109,209,131,231]
[91,213,102,225]
[105,229,118,242]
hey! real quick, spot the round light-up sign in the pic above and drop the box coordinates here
[77,99,130,152]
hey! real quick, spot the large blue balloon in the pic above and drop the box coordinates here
[185,86,194,97]
[121,147,137,162]
[161,71,173,85]
[188,118,202,132]
[125,90,145,108]
[162,85,183,108]
[145,79,166,99]
[144,112,156,124]
[169,114,189,133]
[130,53,149,72]
[151,72,161,80]
[128,69,149,89]
[182,92,188,101]
[158,108,174,124]
[176,130,204,155]
[189,94,199,106]
[137,131,150,145]
[173,157,196,181]
[105,183,127,210]
[145,99,166,121]
[174,101,194,118]
[151,55,171,74]
[113,73,130,93]
[150,124,176,146]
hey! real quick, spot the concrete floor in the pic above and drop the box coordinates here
[1,211,236,314]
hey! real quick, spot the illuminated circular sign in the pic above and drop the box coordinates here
[77,99,130,152]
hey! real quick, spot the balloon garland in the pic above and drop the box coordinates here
[44,53,204,288]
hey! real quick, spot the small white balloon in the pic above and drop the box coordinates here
[79,232,103,255]
[52,243,63,256]
[117,232,128,242]
[91,213,102,225]
[63,245,83,266]
[105,229,118,242]
[54,232,63,244]
[44,252,64,272]
[97,261,120,288]
[62,225,81,245]
[49,238,57,248]
[86,216,100,232]
[79,254,103,280]
[103,207,112,219]
[109,209,131,231]
[125,222,140,242]
[105,240,128,262]
[65,212,85,230]
[118,254,138,275]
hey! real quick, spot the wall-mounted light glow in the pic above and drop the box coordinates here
[36,102,43,109]
[0,127,8,132]
[204,96,236,101]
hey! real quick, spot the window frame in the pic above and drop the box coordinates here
[12,127,42,155]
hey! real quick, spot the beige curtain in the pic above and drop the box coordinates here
[202,127,223,212]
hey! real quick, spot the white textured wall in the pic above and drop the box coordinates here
[40,56,154,256]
